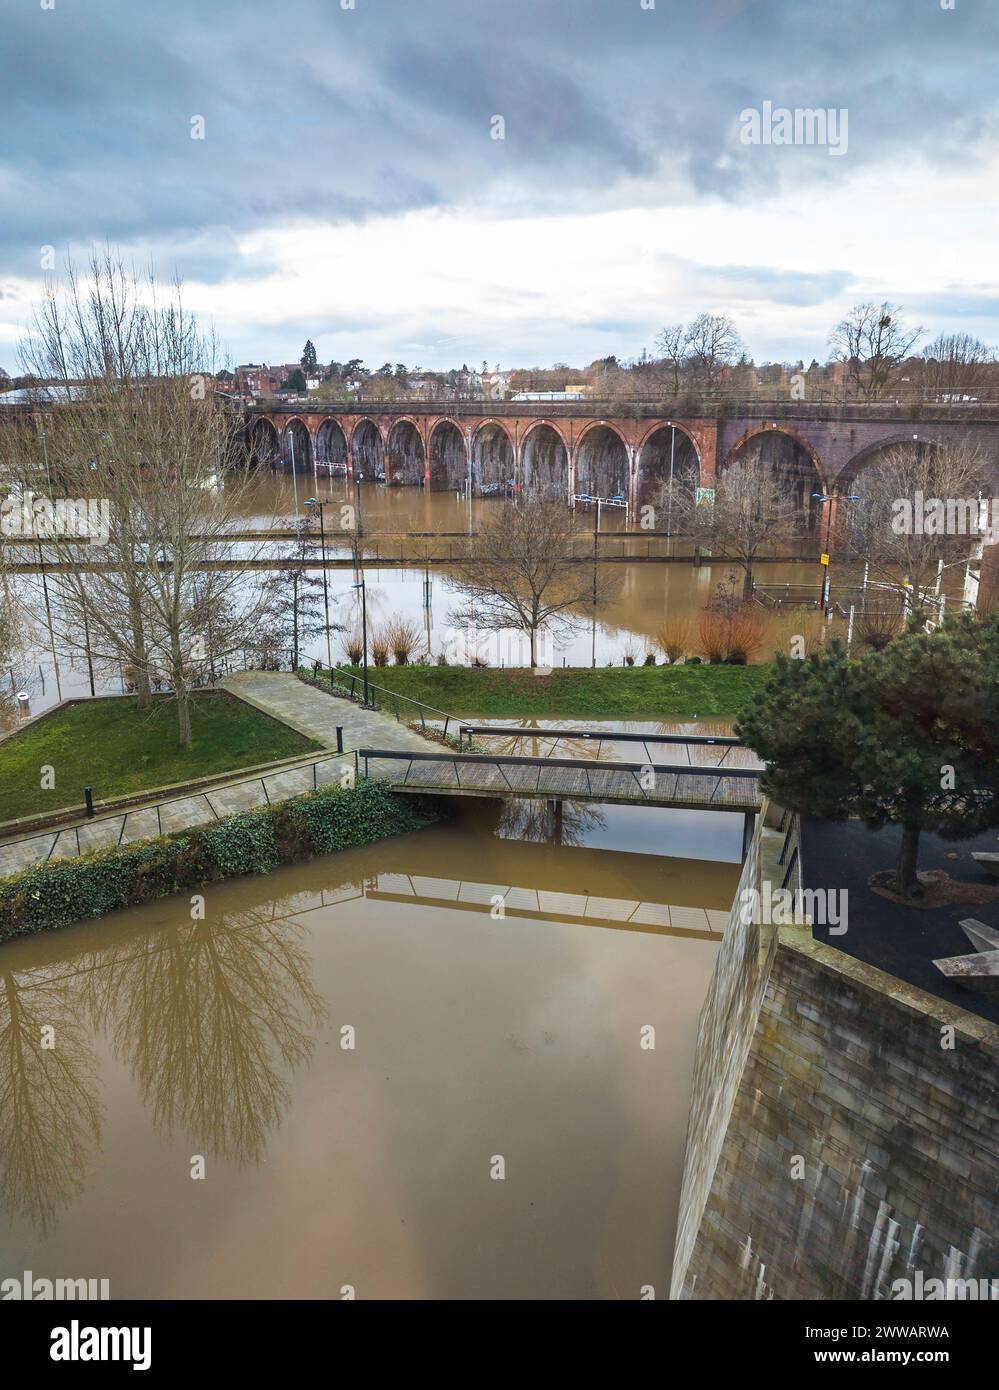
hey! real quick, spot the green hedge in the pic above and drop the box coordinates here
[0,780,443,944]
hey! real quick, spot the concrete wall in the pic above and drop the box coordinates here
[672,822,999,1300]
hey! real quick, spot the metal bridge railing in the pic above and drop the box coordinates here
[356,746,762,809]
[777,807,804,896]
[315,668,455,738]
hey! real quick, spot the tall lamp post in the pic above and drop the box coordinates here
[352,561,370,707]
[304,498,333,670]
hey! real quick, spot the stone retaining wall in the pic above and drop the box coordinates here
[672,822,999,1300]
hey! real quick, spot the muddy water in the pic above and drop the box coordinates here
[0,798,738,1299]
[8,472,822,715]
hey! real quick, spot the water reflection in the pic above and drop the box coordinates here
[0,952,101,1234]
[497,795,606,846]
[0,802,733,1295]
[85,906,326,1166]
[1,904,326,1234]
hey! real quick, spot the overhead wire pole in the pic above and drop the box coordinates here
[813,490,861,612]
[591,497,600,667]
[305,498,333,671]
[466,423,473,534]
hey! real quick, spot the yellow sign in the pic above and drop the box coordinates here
[820,553,830,566]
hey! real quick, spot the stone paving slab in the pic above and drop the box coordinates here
[221,671,436,755]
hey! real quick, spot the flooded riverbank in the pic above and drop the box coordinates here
[0,797,738,1299]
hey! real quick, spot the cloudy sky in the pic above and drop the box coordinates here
[2,0,998,371]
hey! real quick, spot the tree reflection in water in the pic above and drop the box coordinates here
[0,958,102,1234]
[1,892,334,1233]
[496,797,605,847]
[85,905,327,1166]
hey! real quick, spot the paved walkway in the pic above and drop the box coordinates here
[0,674,438,879]
[220,671,435,754]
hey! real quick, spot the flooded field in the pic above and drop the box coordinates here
[5,473,829,716]
[0,797,739,1299]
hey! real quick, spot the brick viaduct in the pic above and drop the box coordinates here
[246,399,999,537]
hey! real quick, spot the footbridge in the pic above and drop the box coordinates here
[357,739,763,815]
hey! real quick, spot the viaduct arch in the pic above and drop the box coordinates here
[245,403,999,544]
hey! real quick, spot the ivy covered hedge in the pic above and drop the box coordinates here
[0,780,443,943]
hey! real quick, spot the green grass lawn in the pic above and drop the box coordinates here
[0,693,320,824]
[329,662,771,719]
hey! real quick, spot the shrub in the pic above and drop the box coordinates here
[697,601,770,663]
[854,603,905,652]
[386,617,422,665]
[340,628,365,664]
[371,627,390,667]
[726,603,770,663]
[654,616,693,664]
[0,781,444,944]
[202,811,281,877]
[621,637,639,667]
[697,607,729,663]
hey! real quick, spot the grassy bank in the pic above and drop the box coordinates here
[0,780,443,942]
[0,693,321,824]
[328,663,770,719]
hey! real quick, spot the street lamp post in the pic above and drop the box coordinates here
[305,498,333,671]
[353,563,370,707]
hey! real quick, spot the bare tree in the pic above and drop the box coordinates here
[446,499,620,667]
[830,302,923,401]
[683,313,745,389]
[3,249,274,745]
[654,323,687,394]
[919,333,995,399]
[667,451,799,598]
[839,440,989,615]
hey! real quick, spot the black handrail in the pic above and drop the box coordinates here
[459,725,743,747]
[356,747,761,777]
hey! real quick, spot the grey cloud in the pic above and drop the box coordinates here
[3,0,997,272]
[2,0,997,362]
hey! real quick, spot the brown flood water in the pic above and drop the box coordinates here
[0,797,739,1299]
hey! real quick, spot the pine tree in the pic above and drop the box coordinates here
[300,340,318,371]
[736,615,999,894]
